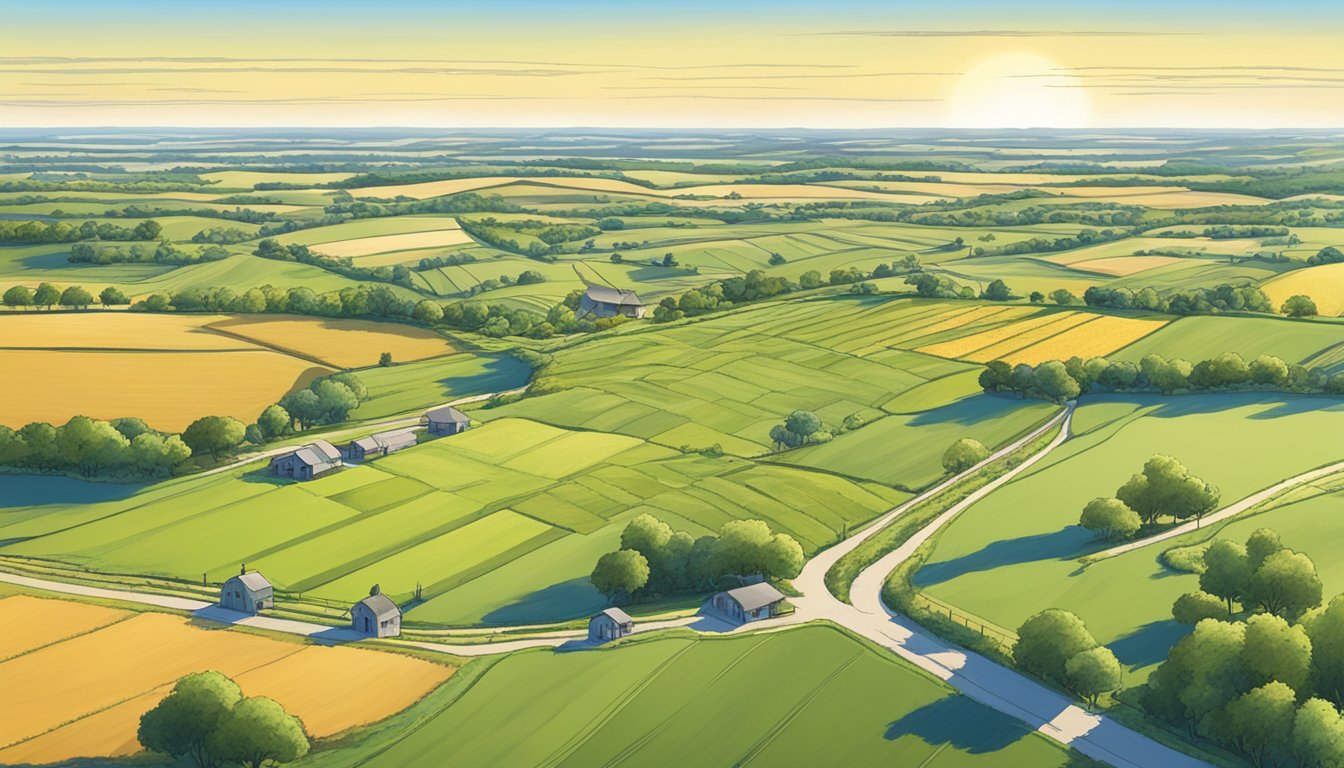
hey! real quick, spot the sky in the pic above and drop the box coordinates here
[2,0,1343,129]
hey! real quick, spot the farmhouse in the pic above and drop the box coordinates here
[351,585,401,638]
[588,607,634,643]
[708,582,785,624]
[220,568,274,614]
[346,430,416,460]
[426,405,470,436]
[269,440,342,480]
[578,285,645,319]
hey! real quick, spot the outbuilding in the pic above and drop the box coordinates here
[426,406,470,436]
[269,440,342,480]
[578,285,645,319]
[346,430,417,460]
[708,582,785,624]
[588,607,634,643]
[351,585,401,638]
[220,567,273,614]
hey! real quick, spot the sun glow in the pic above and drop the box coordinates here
[948,52,1092,129]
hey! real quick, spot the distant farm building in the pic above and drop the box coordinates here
[588,607,634,643]
[351,585,401,638]
[346,430,416,460]
[426,405,470,436]
[220,568,273,614]
[269,440,342,480]
[579,285,645,319]
[709,582,785,624]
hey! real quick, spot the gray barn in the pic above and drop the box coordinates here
[347,430,417,460]
[588,607,634,643]
[708,582,785,624]
[351,585,401,637]
[578,285,645,319]
[220,568,273,614]
[269,440,342,480]
[426,406,470,436]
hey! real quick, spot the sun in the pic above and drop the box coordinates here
[948,52,1092,129]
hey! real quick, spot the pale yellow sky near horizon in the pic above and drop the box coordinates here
[1,18,1342,128]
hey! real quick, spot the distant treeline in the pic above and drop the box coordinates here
[253,239,414,289]
[0,417,191,479]
[0,219,162,244]
[69,241,229,266]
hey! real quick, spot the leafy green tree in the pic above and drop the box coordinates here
[590,549,649,601]
[3,285,33,309]
[208,696,309,768]
[1293,697,1344,768]
[982,279,1012,301]
[99,286,129,306]
[138,671,243,768]
[1246,528,1285,571]
[378,351,393,367]
[1033,360,1080,402]
[181,416,246,460]
[1029,290,1045,304]
[1078,497,1141,541]
[1201,540,1252,615]
[761,532,804,579]
[280,389,321,430]
[1282,294,1318,317]
[1241,613,1312,691]
[1013,609,1098,685]
[1065,646,1123,707]
[1148,619,1248,733]
[32,282,60,309]
[312,379,359,422]
[770,410,824,451]
[411,300,443,324]
[1249,355,1289,387]
[622,513,672,557]
[1171,591,1226,625]
[941,437,989,473]
[1116,454,1219,526]
[1247,549,1323,619]
[1306,596,1344,706]
[1049,288,1079,306]
[1217,682,1296,768]
[58,285,93,309]
[255,405,290,440]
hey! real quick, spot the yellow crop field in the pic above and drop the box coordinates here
[1067,255,1187,276]
[234,645,454,738]
[0,599,455,763]
[1265,263,1344,317]
[896,306,1038,351]
[961,313,1099,363]
[1007,315,1169,366]
[207,315,456,369]
[0,349,326,431]
[916,312,1074,360]
[0,595,129,661]
[311,228,472,259]
[0,313,244,351]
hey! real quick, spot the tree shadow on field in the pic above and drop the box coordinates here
[1109,619,1191,669]
[434,355,532,397]
[479,578,606,626]
[904,394,1033,430]
[0,474,146,509]
[884,696,1029,753]
[913,528,1089,588]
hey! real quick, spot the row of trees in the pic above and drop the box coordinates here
[1077,283,1276,316]
[0,218,161,244]
[253,239,414,289]
[590,514,804,602]
[69,240,229,266]
[983,352,1344,402]
[1013,610,1123,707]
[0,416,191,478]
[2,283,127,310]
[1078,455,1219,540]
[138,671,308,768]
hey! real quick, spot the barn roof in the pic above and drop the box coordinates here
[584,284,643,306]
[373,430,416,449]
[309,440,342,461]
[724,582,784,612]
[235,571,272,592]
[426,405,469,423]
[356,592,400,620]
[351,436,381,452]
[595,607,633,625]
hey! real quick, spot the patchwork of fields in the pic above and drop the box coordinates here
[0,593,452,764]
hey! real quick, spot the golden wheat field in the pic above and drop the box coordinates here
[0,312,244,351]
[1006,315,1169,365]
[916,312,1168,365]
[961,313,1098,363]
[0,595,129,660]
[913,310,1059,359]
[207,315,456,368]
[0,598,455,765]
[1264,262,1344,317]
[1066,255,1187,276]
[310,228,473,259]
[885,305,1029,347]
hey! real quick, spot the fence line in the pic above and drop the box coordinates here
[910,592,1018,648]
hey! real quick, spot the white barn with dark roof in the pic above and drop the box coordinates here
[708,582,785,624]
[351,585,401,637]
[588,607,633,642]
[269,440,342,480]
[578,285,645,319]
[220,567,273,614]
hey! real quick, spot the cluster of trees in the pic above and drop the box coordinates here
[254,239,414,289]
[132,282,418,321]
[191,226,255,245]
[590,514,804,602]
[1013,610,1123,707]
[904,272,974,299]
[469,269,547,295]
[2,283,127,310]
[1144,531,1344,767]
[414,252,477,270]
[456,217,600,260]
[0,416,191,478]
[1078,283,1275,316]
[941,438,989,473]
[0,218,162,244]
[970,228,1126,258]
[1308,246,1344,266]
[273,373,369,433]
[982,351,1344,402]
[69,240,229,266]
[768,410,832,451]
[138,671,308,768]
[1078,455,1219,540]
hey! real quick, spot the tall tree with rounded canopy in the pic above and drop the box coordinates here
[138,670,243,768]
[1172,591,1227,625]
[1078,497,1141,541]
[181,416,246,460]
[1217,682,1296,768]
[1247,549,1323,619]
[1241,613,1312,691]
[1293,698,1344,768]
[590,549,649,602]
[208,696,309,768]
[2,285,32,309]
[1065,646,1123,707]
[32,282,60,310]
[1013,609,1098,685]
[1201,540,1251,615]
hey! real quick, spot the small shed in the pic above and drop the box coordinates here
[220,567,273,614]
[351,585,401,638]
[347,430,416,460]
[588,607,634,643]
[426,406,470,436]
[269,440,342,480]
[578,285,645,319]
[709,582,785,624]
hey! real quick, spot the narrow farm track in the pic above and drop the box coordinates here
[1089,459,1344,560]
[811,404,1212,768]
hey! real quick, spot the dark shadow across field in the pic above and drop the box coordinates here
[913,528,1090,587]
[883,696,1031,753]
[479,577,606,625]
[1109,619,1190,669]
[0,474,146,509]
